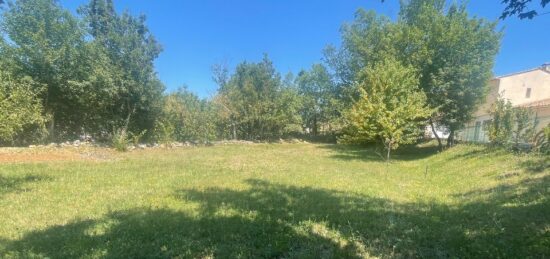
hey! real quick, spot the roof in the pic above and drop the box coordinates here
[495,65,550,79]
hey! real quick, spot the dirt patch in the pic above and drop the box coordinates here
[0,147,116,163]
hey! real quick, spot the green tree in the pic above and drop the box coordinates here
[487,98,515,146]
[329,1,501,150]
[218,55,300,140]
[398,0,501,148]
[1,0,89,139]
[296,64,340,136]
[487,97,538,149]
[80,0,164,140]
[161,87,217,142]
[341,58,431,160]
[0,71,46,145]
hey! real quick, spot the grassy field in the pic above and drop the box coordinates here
[0,142,548,258]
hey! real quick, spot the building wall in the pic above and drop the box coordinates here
[497,69,550,106]
[457,67,550,143]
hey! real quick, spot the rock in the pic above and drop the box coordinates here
[73,140,81,147]
[138,144,147,149]
[48,143,58,148]
[29,145,37,148]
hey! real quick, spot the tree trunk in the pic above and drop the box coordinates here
[48,112,55,142]
[231,122,237,140]
[312,116,318,136]
[386,142,391,161]
[430,118,443,151]
[446,129,455,148]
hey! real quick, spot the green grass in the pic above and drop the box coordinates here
[0,143,548,258]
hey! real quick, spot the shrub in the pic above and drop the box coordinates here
[111,127,130,152]
[533,124,550,154]
[154,120,175,146]
[0,73,46,146]
[130,130,147,146]
[487,97,538,150]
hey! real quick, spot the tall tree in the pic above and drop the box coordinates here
[1,0,89,139]
[80,0,164,137]
[218,55,300,140]
[330,1,501,150]
[398,0,501,148]
[296,64,340,135]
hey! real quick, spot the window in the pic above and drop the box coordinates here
[526,88,532,98]
[474,121,482,142]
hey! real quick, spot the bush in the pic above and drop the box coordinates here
[111,127,130,152]
[0,73,46,146]
[154,120,175,146]
[533,124,550,154]
[130,130,147,146]
[487,97,537,150]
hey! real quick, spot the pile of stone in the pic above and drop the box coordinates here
[28,138,310,150]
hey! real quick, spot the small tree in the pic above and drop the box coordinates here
[487,97,538,150]
[512,106,538,149]
[341,58,431,160]
[487,98,515,147]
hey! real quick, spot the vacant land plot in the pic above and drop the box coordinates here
[0,143,548,258]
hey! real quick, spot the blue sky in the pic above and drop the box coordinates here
[60,0,550,97]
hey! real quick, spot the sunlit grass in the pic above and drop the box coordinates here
[0,143,548,258]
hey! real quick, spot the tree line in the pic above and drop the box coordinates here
[1,0,505,158]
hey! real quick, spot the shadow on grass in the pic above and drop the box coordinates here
[2,177,548,258]
[321,142,439,162]
[519,155,550,173]
[0,175,50,197]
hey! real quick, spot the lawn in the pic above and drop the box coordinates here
[0,143,548,258]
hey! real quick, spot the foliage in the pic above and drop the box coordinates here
[329,0,501,150]
[500,0,550,19]
[0,72,46,145]
[487,98,514,146]
[296,64,341,136]
[154,120,175,146]
[130,130,147,146]
[533,124,550,154]
[160,87,217,142]
[341,58,431,160]
[487,97,539,150]
[0,0,164,143]
[512,106,538,148]
[111,127,130,152]
[1,0,89,139]
[79,0,165,138]
[216,55,301,140]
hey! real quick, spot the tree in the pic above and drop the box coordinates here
[1,0,89,140]
[487,98,515,146]
[332,0,501,150]
[341,58,431,160]
[0,71,46,145]
[398,0,501,149]
[160,87,218,142]
[296,64,340,135]
[79,0,164,139]
[487,97,538,150]
[218,55,300,140]
[500,0,549,19]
